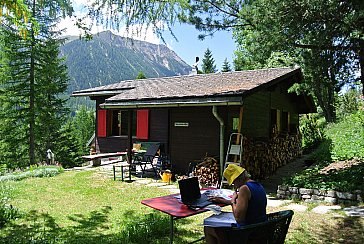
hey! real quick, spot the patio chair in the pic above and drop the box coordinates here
[131,143,160,178]
[225,210,294,244]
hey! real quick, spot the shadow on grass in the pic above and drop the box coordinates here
[317,216,364,244]
[288,215,364,244]
[0,207,203,244]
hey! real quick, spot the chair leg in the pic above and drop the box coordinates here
[121,165,124,181]
[113,165,116,181]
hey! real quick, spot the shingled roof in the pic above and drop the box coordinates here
[73,67,309,109]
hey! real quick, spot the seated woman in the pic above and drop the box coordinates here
[204,164,267,244]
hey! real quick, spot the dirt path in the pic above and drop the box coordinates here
[260,154,310,195]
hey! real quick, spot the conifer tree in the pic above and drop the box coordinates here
[201,48,217,74]
[0,0,72,168]
[136,71,147,79]
[221,58,232,72]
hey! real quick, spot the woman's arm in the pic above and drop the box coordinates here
[232,185,251,223]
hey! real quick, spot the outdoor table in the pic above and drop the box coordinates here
[82,152,127,166]
[141,188,225,244]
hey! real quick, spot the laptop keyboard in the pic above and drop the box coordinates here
[185,193,212,208]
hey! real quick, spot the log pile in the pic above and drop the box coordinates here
[241,132,302,180]
[193,157,220,187]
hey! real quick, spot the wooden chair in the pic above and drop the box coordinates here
[225,210,294,244]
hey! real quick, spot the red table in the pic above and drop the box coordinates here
[141,189,224,244]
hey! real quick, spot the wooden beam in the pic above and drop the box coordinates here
[127,110,133,164]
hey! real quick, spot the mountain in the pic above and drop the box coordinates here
[60,31,192,94]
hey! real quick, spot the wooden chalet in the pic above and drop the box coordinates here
[72,67,316,179]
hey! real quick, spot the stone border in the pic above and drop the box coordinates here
[277,185,363,204]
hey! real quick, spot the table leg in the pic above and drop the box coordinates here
[121,166,124,181]
[113,166,116,181]
[170,216,174,244]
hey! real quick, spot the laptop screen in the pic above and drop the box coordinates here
[178,177,201,203]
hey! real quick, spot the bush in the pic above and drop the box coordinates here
[299,113,325,151]
[0,166,63,182]
[0,184,19,227]
[326,112,364,161]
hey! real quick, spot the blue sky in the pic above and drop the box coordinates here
[58,0,237,71]
[162,24,236,71]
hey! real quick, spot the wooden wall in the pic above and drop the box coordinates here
[169,107,221,173]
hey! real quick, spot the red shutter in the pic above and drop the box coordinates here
[136,109,149,139]
[97,109,107,137]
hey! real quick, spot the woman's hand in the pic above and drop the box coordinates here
[208,196,230,205]
[231,191,238,205]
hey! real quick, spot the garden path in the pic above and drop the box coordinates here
[84,155,363,217]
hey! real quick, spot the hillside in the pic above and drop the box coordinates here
[60,31,192,94]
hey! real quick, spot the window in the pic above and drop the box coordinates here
[97,109,149,139]
[270,109,290,135]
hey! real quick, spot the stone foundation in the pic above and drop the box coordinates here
[277,185,363,204]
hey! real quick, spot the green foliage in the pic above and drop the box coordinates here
[119,212,170,243]
[325,113,364,161]
[55,121,83,168]
[283,162,364,192]
[299,114,325,150]
[336,89,363,119]
[0,184,19,227]
[0,166,63,182]
[201,48,216,74]
[285,105,364,192]
[136,71,147,79]
[0,0,72,168]
[221,58,231,72]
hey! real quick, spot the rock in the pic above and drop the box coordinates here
[301,194,311,199]
[336,191,356,200]
[311,195,324,201]
[312,205,341,214]
[288,187,299,194]
[357,194,363,202]
[299,188,313,195]
[326,190,336,197]
[278,185,288,191]
[313,189,326,196]
[324,197,337,204]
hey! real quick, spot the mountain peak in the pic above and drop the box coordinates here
[60,31,192,94]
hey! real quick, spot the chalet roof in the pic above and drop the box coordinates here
[72,67,315,112]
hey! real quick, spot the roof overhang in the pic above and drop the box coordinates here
[100,96,244,109]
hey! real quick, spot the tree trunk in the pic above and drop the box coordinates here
[360,39,364,96]
[29,0,36,166]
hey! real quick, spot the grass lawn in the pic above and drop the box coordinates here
[1,169,363,243]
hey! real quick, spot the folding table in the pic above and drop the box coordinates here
[141,189,226,244]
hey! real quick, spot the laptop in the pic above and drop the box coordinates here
[178,177,213,208]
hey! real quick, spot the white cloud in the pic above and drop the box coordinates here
[58,0,162,44]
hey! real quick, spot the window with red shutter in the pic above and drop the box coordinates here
[136,109,149,139]
[97,109,107,137]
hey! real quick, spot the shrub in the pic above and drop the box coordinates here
[0,184,19,227]
[326,113,364,161]
[299,113,325,151]
[0,166,63,182]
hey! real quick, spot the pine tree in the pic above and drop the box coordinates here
[0,0,72,168]
[221,58,232,72]
[201,48,217,74]
[136,71,147,79]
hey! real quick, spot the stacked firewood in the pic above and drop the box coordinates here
[193,157,220,187]
[241,132,302,180]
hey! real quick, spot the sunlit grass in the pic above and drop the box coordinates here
[0,169,363,243]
